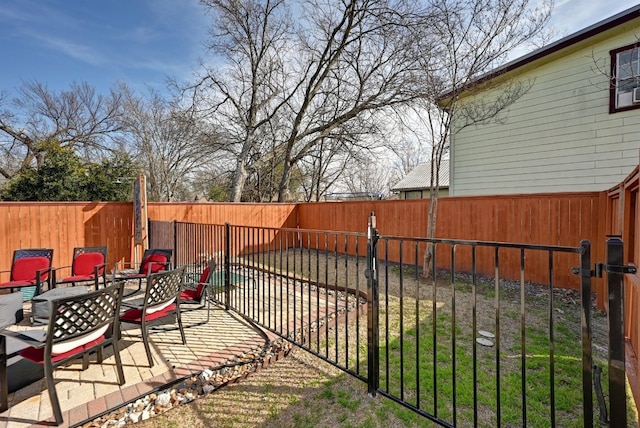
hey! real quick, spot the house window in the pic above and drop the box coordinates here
[404,190,424,199]
[610,44,640,112]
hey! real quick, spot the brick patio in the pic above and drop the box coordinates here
[0,296,275,428]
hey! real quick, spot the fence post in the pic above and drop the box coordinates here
[172,220,177,269]
[366,212,379,396]
[605,236,627,427]
[579,240,593,428]
[225,222,231,311]
[0,335,6,412]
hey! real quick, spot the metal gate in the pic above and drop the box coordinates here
[365,214,630,428]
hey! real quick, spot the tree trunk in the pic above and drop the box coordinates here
[277,159,292,202]
[422,189,438,277]
[230,160,248,202]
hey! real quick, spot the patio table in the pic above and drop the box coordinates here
[31,285,90,325]
[0,329,46,412]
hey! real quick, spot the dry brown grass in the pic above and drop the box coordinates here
[133,346,425,428]
[132,251,637,427]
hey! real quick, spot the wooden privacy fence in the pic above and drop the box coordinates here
[0,192,612,307]
[0,178,638,409]
[0,194,608,297]
[0,202,297,281]
[606,165,640,403]
[0,202,133,277]
[297,192,607,302]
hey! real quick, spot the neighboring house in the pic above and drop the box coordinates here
[391,159,450,199]
[441,5,640,197]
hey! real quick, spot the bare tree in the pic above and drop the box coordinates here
[122,88,212,201]
[191,0,551,206]
[298,136,354,202]
[417,0,553,275]
[383,109,431,187]
[193,0,294,202]
[273,0,431,201]
[192,0,433,202]
[0,81,128,179]
[341,147,391,198]
[296,105,390,201]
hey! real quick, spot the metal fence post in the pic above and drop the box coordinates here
[579,240,593,428]
[366,212,379,396]
[0,335,6,412]
[225,222,231,311]
[172,220,177,269]
[605,236,627,427]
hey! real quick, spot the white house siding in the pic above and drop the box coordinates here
[450,23,640,196]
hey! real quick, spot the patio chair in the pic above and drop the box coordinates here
[0,248,54,301]
[0,280,126,425]
[180,259,217,325]
[53,246,107,290]
[113,248,173,296]
[119,267,186,367]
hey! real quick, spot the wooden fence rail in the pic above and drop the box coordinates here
[297,192,607,295]
[0,181,637,408]
[0,194,607,293]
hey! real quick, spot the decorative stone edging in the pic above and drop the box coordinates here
[79,339,294,427]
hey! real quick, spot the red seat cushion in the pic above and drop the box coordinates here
[140,254,168,274]
[120,304,177,323]
[0,279,36,288]
[20,336,105,364]
[12,257,50,281]
[180,288,199,301]
[72,252,105,276]
[198,267,211,284]
[195,267,211,297]
[61,274,95,283]
[180,267,211,302]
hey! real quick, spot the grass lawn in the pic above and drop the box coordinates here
[133,250,638,427]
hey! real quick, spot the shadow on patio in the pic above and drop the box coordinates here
[0,297,281,428]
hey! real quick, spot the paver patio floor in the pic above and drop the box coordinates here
[0,294,272,428]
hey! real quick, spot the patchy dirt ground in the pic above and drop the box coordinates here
[130,299,634,427]
[129,251,636,428]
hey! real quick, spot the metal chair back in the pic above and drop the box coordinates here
[9,281,125,425]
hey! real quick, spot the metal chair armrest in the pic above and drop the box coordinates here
[182,281,200,292]
[35,267,53,293]
[93,263,108,289]
[93,263,107,274]
[143,261,171,276]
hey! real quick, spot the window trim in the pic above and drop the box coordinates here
[609,42,640,114]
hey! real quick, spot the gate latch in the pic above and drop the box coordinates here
[571,263,637,278]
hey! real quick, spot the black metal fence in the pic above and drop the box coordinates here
[149,216,630,427]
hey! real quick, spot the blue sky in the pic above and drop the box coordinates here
[0,0,208,96]
[0,0,638,98]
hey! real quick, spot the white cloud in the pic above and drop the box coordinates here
[36,34,107,66]
[0,1,107,66]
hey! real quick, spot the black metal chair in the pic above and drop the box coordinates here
[53,246,107,290]
[119,267,186,367]
[113,248,173,296]
[0,248,54,301]
[180,260,216,325]
[0,280,125,425]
